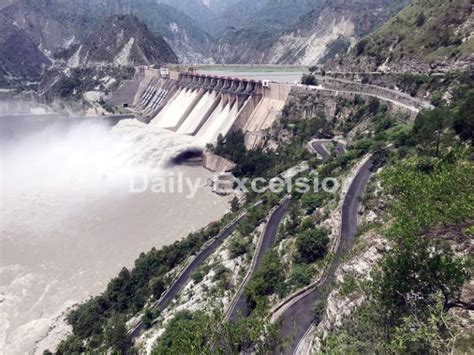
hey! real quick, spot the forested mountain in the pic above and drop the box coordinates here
[1,0,472,81]
[330,0,474,72]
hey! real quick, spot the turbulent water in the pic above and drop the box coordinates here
[0,114,230,354]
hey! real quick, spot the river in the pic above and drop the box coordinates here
[0,111,230,354]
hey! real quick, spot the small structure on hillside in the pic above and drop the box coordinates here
[160,67,170,79]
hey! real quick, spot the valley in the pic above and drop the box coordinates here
[0,0,472,354]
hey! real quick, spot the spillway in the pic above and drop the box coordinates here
[177,91,218,135]
[152,88,197,130]
[125,69,293,150]
[196,102,238,145]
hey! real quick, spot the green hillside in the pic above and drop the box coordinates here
[354,0,473,69]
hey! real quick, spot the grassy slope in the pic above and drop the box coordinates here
[358,0,473,62]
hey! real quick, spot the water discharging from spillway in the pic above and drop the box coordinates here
[0,107,229,354]
[196,101,240,145]
[178,91,217,135]
[152,89,200,130]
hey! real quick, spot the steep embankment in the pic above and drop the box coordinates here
[63,15,178,67]
[329,0,474,72]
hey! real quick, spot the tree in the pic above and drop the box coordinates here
[453,90,474,143]
[245,250,285,310]
[56,335,84,355]
[301,74,317,86]
[295,228,329,264]
[228,236,250,258]
[103,314,131,354]
[285,203,300,235]
[416,11,426,27]
[151,277,166,300]
[367,97,380,114]
[152,308,285,354]
[355,38,369,56]
[142,308,157,329]
[231,196,240,212]
[413,108,451,156]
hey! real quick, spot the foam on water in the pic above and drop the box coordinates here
[113,119,202,169]
[0,114,224,354]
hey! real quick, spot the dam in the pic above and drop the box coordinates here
[110,67,292,150]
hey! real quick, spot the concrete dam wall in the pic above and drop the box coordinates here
[134,70,290,148]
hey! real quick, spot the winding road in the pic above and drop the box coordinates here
[275,153,374,354]
[228,197,292,321]
[128,213,246,339]
[309,139,346,161]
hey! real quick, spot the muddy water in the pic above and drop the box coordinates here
[0,117,229,354]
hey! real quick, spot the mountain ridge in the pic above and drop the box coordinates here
[61,14,178,68]
[0,12,50,85]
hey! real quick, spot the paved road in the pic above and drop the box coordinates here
[229,198,292,321]
[310,140,346,162]
[277,158,374,355]
[128,214,245,339]
[315,75,433,110]
[298,83,421,114]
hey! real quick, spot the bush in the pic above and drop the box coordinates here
[301,74,317,86]
[295,228,330,264]
[150,277,166,300]
[228,237,250,258]
[288,264,313,289]
[453,90,474,144]
[245,250,285,310]
[191,271,205,284]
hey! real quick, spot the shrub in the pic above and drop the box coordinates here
[288,264,313,288]
[228,237,250,258]
[301,74,317,86]
[191,271,205,284]
[295,228,330,264]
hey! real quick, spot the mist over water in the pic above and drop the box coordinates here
[0,110,229,354]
